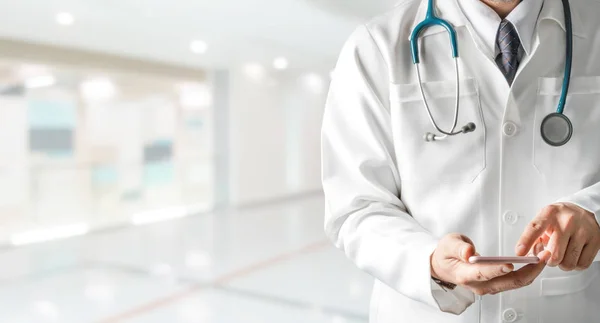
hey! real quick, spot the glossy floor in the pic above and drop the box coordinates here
[0,194,372,323]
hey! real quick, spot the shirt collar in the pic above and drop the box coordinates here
[409,0,587,42]
[457,0,503,55]
[505,0,544,55]
[456,0,544,56]
[538,0,587,39]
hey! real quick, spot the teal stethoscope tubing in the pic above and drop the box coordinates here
[410,0,459,63]
[410,0,574,146]
[558,0,573,115]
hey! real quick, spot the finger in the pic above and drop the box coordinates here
[559,235,585,271]
[445,234,476,262]
[547,231,570,267]
[516,208,556,256]
[576,243,598,270]
[463,263,514,282]
[460,244,476,262]
[458,234,475,246]
[480,250,550,294]
[541,233,551,247]
[534,240,545,255]
[538,249,552,263]
[527,239,545,256]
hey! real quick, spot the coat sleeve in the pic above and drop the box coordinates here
[321,24,474,314]
[556,181,600,262]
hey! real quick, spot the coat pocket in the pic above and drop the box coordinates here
[389,78,486,183]
[539,265,600,323]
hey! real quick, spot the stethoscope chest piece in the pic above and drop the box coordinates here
[541,112,573,147]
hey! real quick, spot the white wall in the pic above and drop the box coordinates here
[227,67,327,205]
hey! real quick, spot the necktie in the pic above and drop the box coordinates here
[495,20,521,85]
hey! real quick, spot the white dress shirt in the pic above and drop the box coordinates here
[457,0,544,61]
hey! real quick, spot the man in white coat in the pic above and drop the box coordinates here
[321,0,600,322]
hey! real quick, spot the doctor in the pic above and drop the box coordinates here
[321,0,600,322]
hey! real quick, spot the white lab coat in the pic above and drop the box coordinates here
[321,0,600,322]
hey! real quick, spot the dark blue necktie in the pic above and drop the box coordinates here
[495,20,521,85]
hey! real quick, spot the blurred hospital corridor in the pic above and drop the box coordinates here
[0,0,402,322]
[0,194,371,322]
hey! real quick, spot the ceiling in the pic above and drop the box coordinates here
[0,0,400,71]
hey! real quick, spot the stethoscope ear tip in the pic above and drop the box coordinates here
[462,122,476,133]
[424,132,436,142]
[424,123,474,142]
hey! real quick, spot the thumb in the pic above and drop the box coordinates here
[449,234,476,262]
[459,243,476,262]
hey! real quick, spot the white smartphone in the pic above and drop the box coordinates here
[468,256,540,264]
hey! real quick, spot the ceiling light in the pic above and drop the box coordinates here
[25,75,56,89]
[190,40,208,54]
[56,12,74,26]
[273,57,289,70]
[243,63,266,81]
[80,78,117,102]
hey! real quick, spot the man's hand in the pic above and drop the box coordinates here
[516,203,600,271]
[431,233,551,296]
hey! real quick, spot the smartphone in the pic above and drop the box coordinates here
[468,256,540,264]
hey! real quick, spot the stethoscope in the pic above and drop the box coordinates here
[410,0,574,147]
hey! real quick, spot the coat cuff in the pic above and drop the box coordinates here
[396,234,440,308]
[431,281,476,315]
[557,195,600,226]
[404,235,474,314]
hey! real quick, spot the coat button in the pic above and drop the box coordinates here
[503,211,519,225]
[503,122,518,137]
[502,308,519,322]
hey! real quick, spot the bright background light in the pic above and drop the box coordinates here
[80,78,117,102]
[273,57,289,70]
[302,72,325,94]
[243,63,267,81]
[24,75,56,89]
[10,223,90,246]
[177,82,212,109]
[55,12,74,26]
[189,40,208,54]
